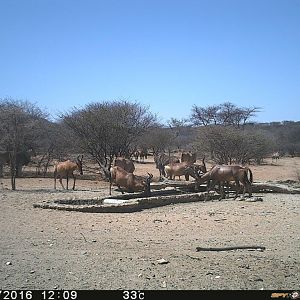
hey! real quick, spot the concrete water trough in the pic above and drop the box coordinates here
[33,181,300,213]
[33,188,221,213]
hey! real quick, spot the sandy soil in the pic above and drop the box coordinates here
[0,157,299,290]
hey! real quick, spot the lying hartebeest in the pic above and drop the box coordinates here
[197,165,253,200]
[114,157,135,173]
[153,152,180,179]
[109,166,153,195]
[54,155,83,190]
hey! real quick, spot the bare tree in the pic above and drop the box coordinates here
[191,102,260,127]
[0,98,47,189]
[195,126,273,165]
[61,100,156,178]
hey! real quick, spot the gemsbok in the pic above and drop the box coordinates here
[54,155,83,190]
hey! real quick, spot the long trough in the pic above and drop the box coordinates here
[33,181,300,213]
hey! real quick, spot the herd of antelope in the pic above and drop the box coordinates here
[0,149,283,199]
[50,150,254,200]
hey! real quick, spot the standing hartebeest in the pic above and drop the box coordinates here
[153,152,180,179]
[54,155,83,190]
[196,164,253,200]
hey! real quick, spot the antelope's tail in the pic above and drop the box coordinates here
[246,167,253,183]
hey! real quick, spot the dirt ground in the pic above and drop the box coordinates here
[0,157,299,290]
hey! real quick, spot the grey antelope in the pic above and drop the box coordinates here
[272,152,280,162]
[0,150,34,177]
[181,152,197,164]
[54,155,83,190]
[0,151,10,177]
[197,165,253,200]
[109,166,153,196]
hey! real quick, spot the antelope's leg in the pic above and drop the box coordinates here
[72,174,76,190]
[59,176,65,189]
[219,181,225,200]
[66,175,69,190]
[118,185,124,194]
[234,180,240,199]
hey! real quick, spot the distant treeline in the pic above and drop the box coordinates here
[0,98,299,189]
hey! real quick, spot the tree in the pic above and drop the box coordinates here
[191,102,260,127]
[61,100,156,178]
[0,98,47,189]
[194,126,274,165]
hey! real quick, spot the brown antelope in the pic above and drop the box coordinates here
[197,165,253,200]
[164,162,194,180]
[109,166,153,196]
[165,157,206,181]
[185,157,207,181]
[54,155,83,190]
[153,152,180,179]
[114,157,135,173]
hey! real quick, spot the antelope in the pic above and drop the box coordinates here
[185,157,207,181]
[272,152,280,162]
[114,157,135,173]
[0,151,10,177]
[181,152,197,164]
[0,149,34,177]
[109,165,153,196]
[153,152,180,179]
[139,148,148,162]
[54,155,83,190]
[196,165,253,200]
[165,157,206,181]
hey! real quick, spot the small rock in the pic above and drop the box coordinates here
[6,261,12,266]
[215,275,220,279]
[92,240,97,243]
[254,278,263,282]
[161,281,167,288]
[49,243,53,247]
[30,270,35,274]
[138,273,142,277]
[81,251,88,255]
[157,258,169,264]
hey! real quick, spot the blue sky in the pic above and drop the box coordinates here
[0,0,299,123]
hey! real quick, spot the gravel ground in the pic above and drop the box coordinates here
[0,177,299,290]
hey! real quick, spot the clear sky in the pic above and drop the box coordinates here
[0,0,299,123]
